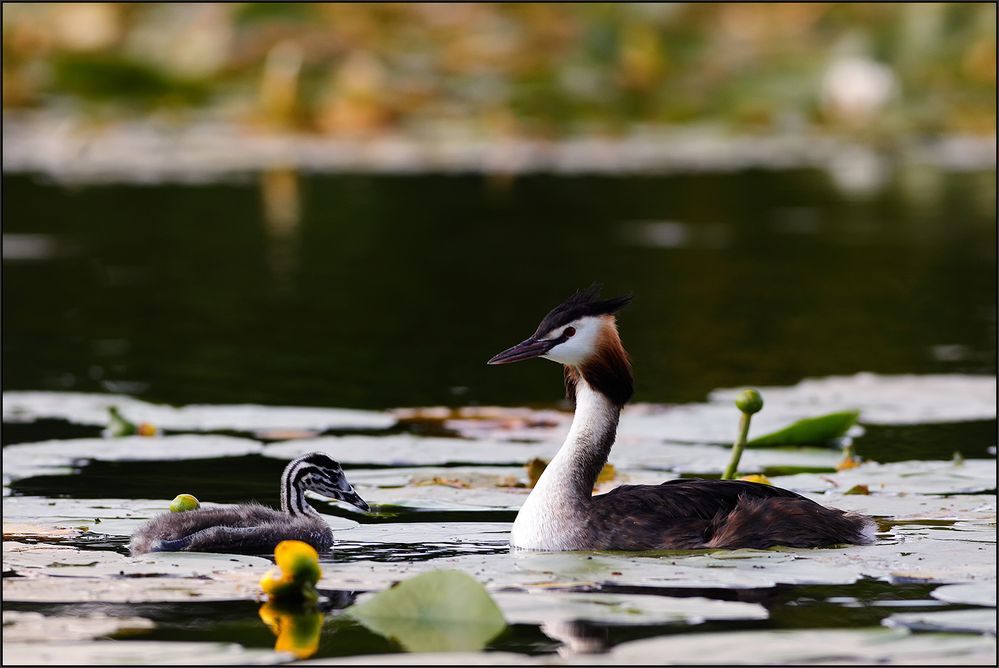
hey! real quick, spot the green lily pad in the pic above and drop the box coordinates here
[1,610,154,642]
[2,391,394,432]
[769,459,997,496]
[492,591,767,625]
[347,570,507,652]
[884,608,997,635]
[932,583,997,607]
[2,435,264,486]
[1,640,288,665]
[747,411,860,447]
[610,627,997,664]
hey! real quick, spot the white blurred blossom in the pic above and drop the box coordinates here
[821,56,898,125]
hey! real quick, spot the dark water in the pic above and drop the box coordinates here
[3,167,995,660]
[1,579,968,660]
[3,168,995,410]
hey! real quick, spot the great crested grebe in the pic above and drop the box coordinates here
[488,287,876,551]
[130,453,369,555]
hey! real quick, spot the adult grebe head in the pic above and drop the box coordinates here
[487,286,634,406]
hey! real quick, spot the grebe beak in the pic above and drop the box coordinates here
[487,337,556,365]
[341,492,369,513]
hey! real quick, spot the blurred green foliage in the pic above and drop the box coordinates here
[2,2,995,137]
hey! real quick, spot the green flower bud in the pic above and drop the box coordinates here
[169,494,200,513]
[735,388,764,414]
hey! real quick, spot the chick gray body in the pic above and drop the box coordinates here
[130,453,368,555]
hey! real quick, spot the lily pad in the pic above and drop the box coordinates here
[262,436,557,467]
[3,435,264,485]
[883,608,997,635]
[2,391,394,432]
[809,493,996,522]
[1,610,154,642]
[932,583,997,607]
[2,542,267,603]
[348,570,507,652]
[712,373,997,426]
[3,496,174,538]
[295,651,535,665]
[264,434,842,475]
[768,459,997,496]
[1,640,288,665]
[748,411,860,447]
[492,591,767,625]
[609,627,997,664]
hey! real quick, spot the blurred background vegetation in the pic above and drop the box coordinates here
[3,2,995,141]
[3,4,995,410]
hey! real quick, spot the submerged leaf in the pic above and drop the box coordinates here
[526,458,615,490]
[526,458,548,488]
[347,570,507,652]
[748,411,860,447]
[596,462,617,485]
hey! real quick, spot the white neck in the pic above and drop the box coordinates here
[510,380,620,550]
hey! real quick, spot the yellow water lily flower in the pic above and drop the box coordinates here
[274,540,322,585]
[836,456,862,471]
[137,422,158,436]
[738,474,772,485]
[259,568,295,597]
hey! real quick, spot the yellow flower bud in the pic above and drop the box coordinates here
[274,540,322,586]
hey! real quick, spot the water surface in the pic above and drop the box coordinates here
[4,168,995,410]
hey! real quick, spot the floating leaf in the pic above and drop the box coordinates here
[883,609,997,635]
[712,374,996,426]
[414,476,472,489]
[526,458,616,490]
[3,435,264,486]
[596,462,617,485]
[748,411,860,447]
[2,639,287,665]
[931,583,996,607]
[1,611,154,642]
[3,391,394,432]
[769,459,997,496]
[610,627,996,664]
[107,406,138,437]
[526,458,548,487]
[347,570,507,652]
[492,591,767,626]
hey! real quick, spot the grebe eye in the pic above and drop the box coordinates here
[564,326,576,338]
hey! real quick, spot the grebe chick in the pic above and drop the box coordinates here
[488,287,876,551]
[130,453,369,555]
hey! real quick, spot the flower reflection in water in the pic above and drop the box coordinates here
[258,601,324,660]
